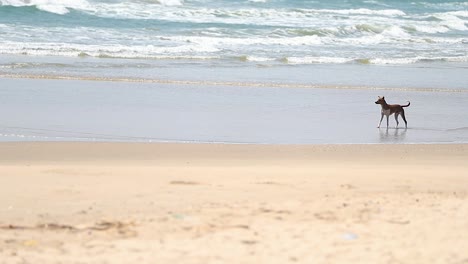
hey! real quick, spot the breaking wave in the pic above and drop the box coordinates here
[0,0,91,14]
[0,0,466,70]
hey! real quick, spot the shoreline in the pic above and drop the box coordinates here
[2,77,468,145]
[2,141,468,162]
[1,73,468,93]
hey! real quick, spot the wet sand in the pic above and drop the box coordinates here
[1,142,467,263]
[2,77,468,144]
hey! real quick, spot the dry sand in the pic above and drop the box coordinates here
[1,142,467,264]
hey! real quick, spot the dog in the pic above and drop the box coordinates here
[375,96,410,128]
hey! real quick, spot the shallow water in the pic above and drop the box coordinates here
[1,55,468,91]
[1,77,467,144]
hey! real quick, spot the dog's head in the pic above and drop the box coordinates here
[375,96,386,105]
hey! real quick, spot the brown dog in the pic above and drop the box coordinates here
[375,96,410,128]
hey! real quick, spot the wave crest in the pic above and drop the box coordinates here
[134,0,183,6]
[0,0,91,14]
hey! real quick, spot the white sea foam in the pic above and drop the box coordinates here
[271,56,468,65]
[0,30,466,62]
[311,8,406,16]
[0,62,36,69]
[370,56,468,64]
[419,1,468,10]
[71,5,407,27]
[285,57,354,64]
[412,25,450,34]
[0,0,92,14]
[370,57,422,65]
[168,35,323,46]
[445,11,468,17]
[241,56,275,62]
[154,0,183,6]
[122,0,184,6]
[434,13,468,31]
[0,41,220,59]
[382,26,410,37]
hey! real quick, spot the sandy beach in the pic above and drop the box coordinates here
[1,142,467,263]
[2,0,467,262]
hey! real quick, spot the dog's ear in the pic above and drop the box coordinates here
[378,96,381,99]
[382,96,385,99]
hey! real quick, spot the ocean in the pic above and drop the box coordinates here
[0,0,467,143]
[0,0,467,86]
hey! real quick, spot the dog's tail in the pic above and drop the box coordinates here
[402,101,410,107]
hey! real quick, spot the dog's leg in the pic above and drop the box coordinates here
[386,114,389,128]
[394,113,399,128]
[401,110,408,128]
[378,113,384,128]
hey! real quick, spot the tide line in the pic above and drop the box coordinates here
[1,73,466,93]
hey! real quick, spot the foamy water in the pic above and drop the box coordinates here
[0,0,467,68]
